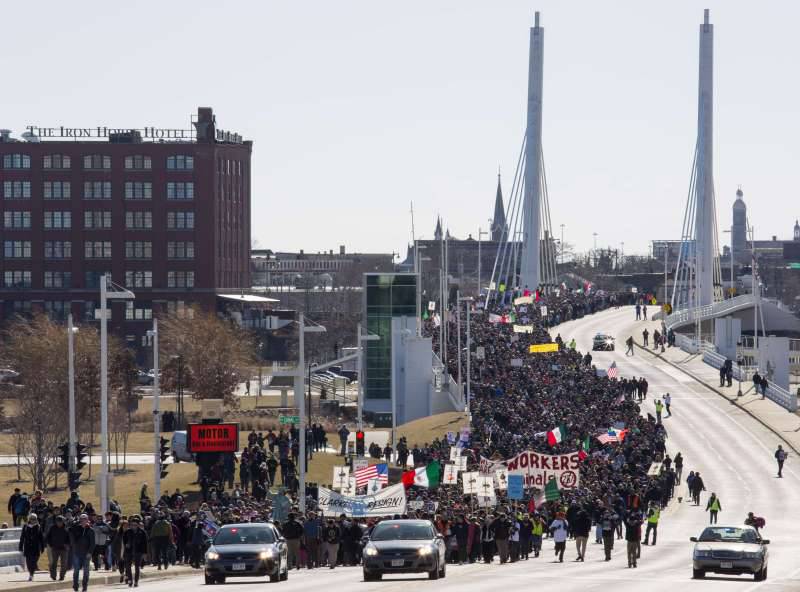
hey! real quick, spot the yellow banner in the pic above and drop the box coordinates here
[529,343,559,353]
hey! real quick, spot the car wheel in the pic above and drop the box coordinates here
[429,561,440,580]
[204,575,215,585]
[217,576,226,584]
[754,566,766,582]
[692,569,705,580]
[611,345,615,351]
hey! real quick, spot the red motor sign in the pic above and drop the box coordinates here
[187,423,240,453]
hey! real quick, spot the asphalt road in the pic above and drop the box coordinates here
[87,306,800,592]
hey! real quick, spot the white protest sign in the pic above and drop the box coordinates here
[477,494,497,507]
[318,483,407,518]
[443,464,459,485]
[475,475,495,498]
[449,448,460,462]
[510,358,523,368]
[476,346,485,361]
[428,301,436,311]
[461,471,479,494]
[340,477,357,496]
[457,456,468,471]
[332,466,350,490]
[367,478,384,494]
[353,458,369,473]
[540,305,548,317]
[647,462,663,477]
[494,468,509,490]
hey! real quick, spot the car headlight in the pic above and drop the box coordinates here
[206,551,220,560]
[364,544,379,557]
[259,550,275,560]
[743,551,762,559]
[418,546,433,556]
[694,550,712,559]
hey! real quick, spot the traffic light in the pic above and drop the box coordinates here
[68,471,82,491]
[57,443,69,472]
[159,437,170,479]
[75,443,88,471]
[355,431,365,457]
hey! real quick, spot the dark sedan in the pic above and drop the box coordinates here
[362,520,446,581]
[204,523,288,585]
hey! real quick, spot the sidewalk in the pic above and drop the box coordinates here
[635,339,800,455]
[0,564,196,592]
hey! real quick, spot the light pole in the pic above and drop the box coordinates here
[723,229,734,298]
[296,313,325,512]
[99,274,135,514]
[477,227,489,298]
[414,245,429,337]
[67,314,79,477]
[458,296,474,415]
[147,319,161,501]
[355,323,380,431]
[593,232,598,267]
[736,343,743,397]
[560,224,565,265]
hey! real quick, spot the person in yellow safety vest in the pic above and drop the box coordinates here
[531,514,545,558]
[706,493,722,524]
[568,338,576,350]
[643,503,660,546]
[654,399,664,424]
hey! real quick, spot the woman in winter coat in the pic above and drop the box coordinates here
[19,513,45,581]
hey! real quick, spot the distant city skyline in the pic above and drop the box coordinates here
[2,1,800,257]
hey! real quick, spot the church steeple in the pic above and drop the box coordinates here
[491,173,507,241]
[434,216,443,241]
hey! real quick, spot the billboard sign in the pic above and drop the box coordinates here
[187,423,240,453]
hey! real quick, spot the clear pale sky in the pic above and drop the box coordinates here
[2,1,799,258]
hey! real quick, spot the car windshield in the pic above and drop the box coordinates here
[698,527,759,544]
[214,526,275,545]
[371,523,434,541]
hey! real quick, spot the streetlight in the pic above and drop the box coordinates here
[99,274,135,514]
[415,244,429,337]
[146,319,162,501]
[356,323,380,431]
[477,226,490,298]
[593,232,598,267]
[458,296,474,415]
[171,354,185,429]
[296,312,325,513]
[723,229,734,298]
[736,343,743,397]
[67,314,79,480]
[560,224,565,265]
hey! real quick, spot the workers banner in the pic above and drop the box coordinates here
[529,343,559,353]
[503,450,581,490]
[318,483,407,518]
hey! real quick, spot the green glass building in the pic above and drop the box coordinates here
[363,273,417,402]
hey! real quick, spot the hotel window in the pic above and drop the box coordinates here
[3,181,31,199]
[43,154,71,169]
[167,241,194,260]
[125,270,152,288]
[125,301,153,320]
[44,241,71,259]
[167,271,195,288]
[44,181,71,200]
[125,211,152,229]
[167,211,195,229]
[84,273,111,291]
[4,301,31,320]
[3,211,31,229]
[125,182,152,200]
[83,181,112,200]
[83,154,111,170]
[3,271,31,289]
[44,271,72,289]
[167,300,194,319]
[166,155,194,170]
[3,241,31,258]
[44,301,69,321]
[2,154,31,169]
[84,241,112,259]
[124,155,152,170]
[125,241,152,259]
[84,211,112,229]
[167,182,194,200]
[44,211,72,229]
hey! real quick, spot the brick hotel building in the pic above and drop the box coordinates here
[0,107,252,356]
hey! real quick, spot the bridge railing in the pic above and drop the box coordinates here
[0,527,24,573]
[662,294,757,331]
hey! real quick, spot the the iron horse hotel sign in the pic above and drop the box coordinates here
[26,126,196,140]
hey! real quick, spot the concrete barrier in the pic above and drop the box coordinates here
[0,528,24,573]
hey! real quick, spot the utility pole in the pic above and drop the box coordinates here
[148,319,161,501]
[67,315,78,475]
[297,312,306,512]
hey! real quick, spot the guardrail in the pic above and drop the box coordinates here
[0,528,24,573]
[663,294,757,331]
[702,348,798,412]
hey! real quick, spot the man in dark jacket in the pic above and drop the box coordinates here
[69,513,96,592]
[322,518,341,569]
[490,513,512,564]
[123,516,149,587]
[625,512,643,568]
[281,513,304,570]
[572,509,592,561]
[451,515,470,564]
[7,488,21,527]
[46,515,70,581]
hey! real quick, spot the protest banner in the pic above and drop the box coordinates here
[446,431,456,445]
[507,474,524,500]
[480,455,505,475]
[340,477,357,496]
[461,471,479,494]
[476,346,486,361]
[647,462,663,477]
[514,295,533,305]
[494,468,509,490]
[500,450,582,490]
[408,500,438,513]
[456,456,468,471]
[353,458,369,473]
[443,464,459,485]
[513,324,534,334]
[529,343,559,354]
[366,478,384,494]
[318,483,407,518]
[332,466,350,490]
[477,494,497,507]
[475,475,495,498]
[510,358,523,368]
[449,448,461,462]
[540,305,548,317]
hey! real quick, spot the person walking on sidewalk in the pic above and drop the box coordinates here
[123,516,149,588]
[655,399,664,424]
[642,329,649,347]
[643,503,659,546]
[549,512,569,563]
[775,445,788,478]
[19,513,44,581]
[69,513,96,592]
[663,393,672,416]
[706,493,722,524]
[626,336,635,356]
[149,512,173,570]
[674,452,684,483]
[46,515,70,581]
[625,512,643,568]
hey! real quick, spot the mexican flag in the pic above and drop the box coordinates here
[402,463,441,488]
[533,478,561,508]
[546,424,567,447]
[578,436,591,461]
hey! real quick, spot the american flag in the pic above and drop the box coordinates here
[355,463,388,487]
[607,361,618,379]
[596,428,629,445]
